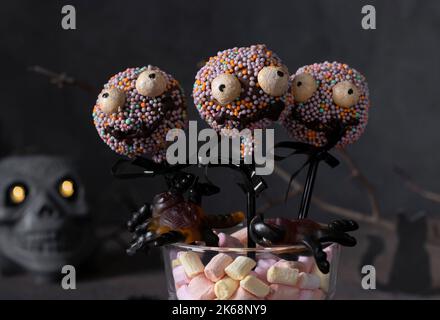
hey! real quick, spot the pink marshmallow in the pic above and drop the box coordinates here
[253,258,277,282]
[176,285,192,300]
[231,287,260,300]
[324,244,337,262]
[250,271,268,284]
[187,274,216,300]
[230,227,247,246]
[218,232,244,248]
[173,265,190,288]
[297,272,321,290]
[274,260,307,272]
[204,253,234,282]
[299,289,326,300]
[267,284,300,300]
[297,256,315,273]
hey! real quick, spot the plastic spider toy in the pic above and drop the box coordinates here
[126,172,245,255]
[250,216,358,273]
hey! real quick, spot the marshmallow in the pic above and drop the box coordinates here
[179,251,205,278]
[312,266,330,292]
[230,227,247,246]
[204,253,234,282]
[324,244,337,262]
[298,256,315,273]
[254,258,277,282]
[250,271,268,284]
[187,274,216,300]
[218,232,244,248]
[214,277,239,300]
[171,258,181,269]
[297,272,321,290]
[225,256,256,280]
[267,266,299,286]
[173,265,190,288]
[231,287,260,300]
[274,260,307,272]
[240,275,270,298]
[299,289,325,300]
[176,285,192,300]
[267,284,300,300]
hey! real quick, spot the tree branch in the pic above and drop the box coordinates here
[265,155,395,231]
[394,166,440,203]
[27,65,95,94]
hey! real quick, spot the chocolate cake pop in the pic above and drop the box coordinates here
[193,44,293,154]
[280,61,370,148]
[93,66,187,162]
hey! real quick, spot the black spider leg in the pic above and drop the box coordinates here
[302,235,330,274]
[166,171,197,195]
[126,203,152,233]
[127,229,185,255]
[200,226,219,246]
[249,216,285,246]
[320,219,359,247]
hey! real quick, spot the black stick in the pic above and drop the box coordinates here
[246,188,257,259]
[298,157,320,219]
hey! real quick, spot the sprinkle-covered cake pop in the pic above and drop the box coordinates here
[92,66,187,162]
[280,61,369,147]
[193,45,293,153]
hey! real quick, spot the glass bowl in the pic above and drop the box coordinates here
[162,242,340,300]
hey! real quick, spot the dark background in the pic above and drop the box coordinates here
[1,0,440,299]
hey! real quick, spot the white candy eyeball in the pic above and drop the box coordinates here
[332,81,360,107]
[291,73,317,103]
[257,66,289,96]
[97,87,126,114]
[211,73,241,105]
[136,70,168,97]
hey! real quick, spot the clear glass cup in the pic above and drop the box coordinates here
[162,242,340,300]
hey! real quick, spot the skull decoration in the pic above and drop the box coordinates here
[0,155,94,280]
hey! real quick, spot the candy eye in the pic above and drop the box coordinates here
[136,70,168,97]
[257,66,289,96]
[6,183,27,206]
[58,178,76,199]
[291,73,317,103]
[332,81,360,107]
[211,73,241,106]
[97,87,126,114]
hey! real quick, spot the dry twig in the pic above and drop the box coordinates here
[394,166,440,203]
[28,65,95,94]
[261,154,395,231]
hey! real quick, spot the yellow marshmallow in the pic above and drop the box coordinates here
[214,277,239,300]
[224,256,256,280]
[267,266,299,286]
[240,275,270,298]
[172,258,181,268]
[179,251,204,278]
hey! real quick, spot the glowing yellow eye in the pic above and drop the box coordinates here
[9,185,26,204]
[59,180,75,198]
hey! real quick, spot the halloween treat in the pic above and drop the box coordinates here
[280,61,370,148]
[0,155,94,279]
[193,44,293,154]
[168,244,340,300]
[240,274,270,298]
[93,66,187,162]
[224,256,257,280]
[126,172,245,254]
[249,216,358,273]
